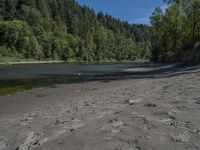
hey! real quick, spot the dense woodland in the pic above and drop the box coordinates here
[0,0,151,62]
[150,0,200,63]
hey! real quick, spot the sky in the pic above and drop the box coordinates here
[76,0,168,25]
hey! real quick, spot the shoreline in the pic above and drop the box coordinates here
[0,63,195,96]
[0,60,149,65]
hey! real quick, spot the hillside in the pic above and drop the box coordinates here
[0,0,151,62]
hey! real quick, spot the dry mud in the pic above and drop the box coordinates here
[0,65,200,150]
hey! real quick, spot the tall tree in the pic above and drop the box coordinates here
[0,0,150,62]
[5,0,17,20]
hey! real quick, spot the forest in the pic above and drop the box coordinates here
[0,0,151,62]
[1,0,200,63]
[150,0,200,63]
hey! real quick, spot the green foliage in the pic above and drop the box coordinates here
[0,0,150,62]
[0,20,23,46]
[0,20,44,59]
[151,0,200,63]
[0,46,13,57]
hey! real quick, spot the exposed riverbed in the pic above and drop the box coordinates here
[0,64,200,150]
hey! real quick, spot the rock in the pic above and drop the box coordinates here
[160,118,173,124]
[167,111,176,120]
[168,110,177,116]
[125,99,142,105]
[144,103,157,107]
[171,132,190,143]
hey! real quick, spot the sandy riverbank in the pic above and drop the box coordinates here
[0,64,200,150]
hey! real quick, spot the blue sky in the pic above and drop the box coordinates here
[76,0,168,25]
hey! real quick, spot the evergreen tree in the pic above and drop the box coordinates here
[0,0,150,62]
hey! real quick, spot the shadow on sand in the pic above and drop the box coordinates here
[93,64,200,83]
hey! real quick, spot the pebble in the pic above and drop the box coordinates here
[168,110,177,116]
[144,103,157,107]
[126,99,142,105]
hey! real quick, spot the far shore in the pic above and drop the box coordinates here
[0,60,65,65]
[0,60,149,65]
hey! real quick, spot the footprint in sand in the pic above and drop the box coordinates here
[100,119,125,135]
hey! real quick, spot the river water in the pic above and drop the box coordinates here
[0,62,145,95]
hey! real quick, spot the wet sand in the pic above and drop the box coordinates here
[0,64,200,150]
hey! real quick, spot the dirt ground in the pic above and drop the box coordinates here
[0,64,200,150]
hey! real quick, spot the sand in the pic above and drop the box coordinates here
[0,64,200,150]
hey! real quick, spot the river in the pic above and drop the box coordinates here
[0,62,146,95]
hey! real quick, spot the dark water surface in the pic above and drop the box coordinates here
[0,62,145,95]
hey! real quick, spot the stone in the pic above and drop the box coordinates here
[161,118,173,124]
[126,99,142,105]
[144,103,157,107]
[168,110,178,118]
